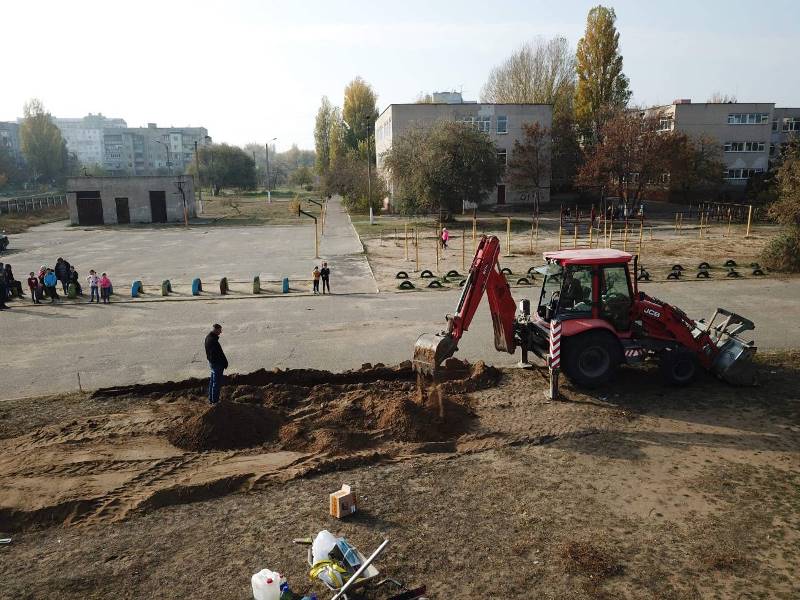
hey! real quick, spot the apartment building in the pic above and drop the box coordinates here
[375,99,552,208]
[648,100,799,189]
[102,124,211,176]
[52,114,127,166]
[0,121,22,165]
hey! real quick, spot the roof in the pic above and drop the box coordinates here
[543,249,633,265]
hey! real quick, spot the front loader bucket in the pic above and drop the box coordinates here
[712,338,758,386]
[412,333,458,377]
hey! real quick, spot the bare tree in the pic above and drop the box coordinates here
[707,92,738,103]
[481,36,575,118]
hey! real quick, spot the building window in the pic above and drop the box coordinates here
[657,117,673,131]
[727,113,769,125]
[770,143,776,156]
[496,116,508,134]
[725,167,765,180]
[772,120,778,131]
[723,141,765,152]
[476,115,491,133]
[782,117,800,132]
[496,149,507,165]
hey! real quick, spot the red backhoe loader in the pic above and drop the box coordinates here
[413,235,757,387]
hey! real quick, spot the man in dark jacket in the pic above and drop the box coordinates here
[0,262,8,309]
[204,323,228,405]
[55,258,71,295]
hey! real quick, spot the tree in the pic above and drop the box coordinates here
[324,153,386,213]
[481,37,576,119]
[707,92,737,103]
[762,138,800,271]
[506,122,551,209]
[0,144,23,190]
[188,143,256,194]
[383,121,502,214]
[19,98,66,183]
[575,6,632,128]
[342,77,378,151]
[667,134,725,202]
[314,96,335,176]
[577,109,672,202]
[290,165,314,187]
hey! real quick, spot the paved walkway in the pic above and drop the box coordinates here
[1,277,798,400]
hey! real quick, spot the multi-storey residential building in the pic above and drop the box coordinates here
[52,114,127,166]
[103,124,211,176]
[0,121,22,165]
[375,100,552,208]
[647,100,800,191]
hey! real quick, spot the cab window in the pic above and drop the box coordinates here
[600,265,632,330]
[559,265,593,315]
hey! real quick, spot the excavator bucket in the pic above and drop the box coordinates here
[412,332,458,377]
[701,308,758,386]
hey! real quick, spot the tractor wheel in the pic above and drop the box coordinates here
[659,349,697,385]
[562,331,622,387]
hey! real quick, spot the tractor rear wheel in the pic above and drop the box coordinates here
[562,331,622,387]
[659,349,697,385]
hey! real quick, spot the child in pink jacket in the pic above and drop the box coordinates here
[99,273,112,304]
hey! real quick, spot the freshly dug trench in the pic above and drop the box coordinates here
[162,361,500,454]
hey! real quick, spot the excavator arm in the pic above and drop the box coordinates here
[413,235,518,376]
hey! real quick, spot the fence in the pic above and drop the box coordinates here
[0,194,67,214]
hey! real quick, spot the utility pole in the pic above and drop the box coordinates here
[266,137,277,203]
[366,122,373,225]
[194,141,203,214]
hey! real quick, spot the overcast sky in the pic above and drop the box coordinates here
[3,0,798,151]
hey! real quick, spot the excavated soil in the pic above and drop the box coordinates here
[0,360,499,532]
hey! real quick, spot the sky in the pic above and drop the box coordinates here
[3,0,798,151]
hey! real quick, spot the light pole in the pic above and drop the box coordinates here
[155,140,172,175]
[266,137,277,203]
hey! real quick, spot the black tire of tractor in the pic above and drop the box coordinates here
[659,349,698,386]
[561,331,622,388]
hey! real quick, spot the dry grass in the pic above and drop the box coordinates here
[199,195,321,226]
[559,540,624,580]
[0,206,68,233]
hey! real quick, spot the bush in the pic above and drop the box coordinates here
[761,228,800,272]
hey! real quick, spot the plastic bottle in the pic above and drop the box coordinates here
[251,568,286,600]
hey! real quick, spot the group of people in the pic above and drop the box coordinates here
[311,262,331,295]
[0,256,113,309]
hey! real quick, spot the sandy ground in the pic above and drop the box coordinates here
[362,216,781,293]
[1,352,798,599]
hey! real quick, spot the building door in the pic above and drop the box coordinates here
[115,197,130,224]
[149,191,167,223]
[497,184,506,205]
[76,191,104,225]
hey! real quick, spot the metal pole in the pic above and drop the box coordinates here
[462,226,466,271]
[194,141,203,214]
[745,205,753,238]
[367,123,373,226]
[415,228,419,271]
[331,539,390,600]
[505,217,511,256]
[404,223,409,260]
[435,229,439,274]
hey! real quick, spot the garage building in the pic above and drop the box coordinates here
[66,175,196,225]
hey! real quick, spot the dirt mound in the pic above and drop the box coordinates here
[166,402,278,451]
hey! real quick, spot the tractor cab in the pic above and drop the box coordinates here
[535,249,635,332]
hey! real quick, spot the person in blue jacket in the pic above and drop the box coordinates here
[43,268,59,303]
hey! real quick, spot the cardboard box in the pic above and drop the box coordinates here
[329,484,357,519]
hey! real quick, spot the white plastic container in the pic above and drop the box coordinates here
[251,568,286,600]
[311,529,339,564]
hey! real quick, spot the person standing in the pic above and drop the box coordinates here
[55,257,71,295]
[312,266,321,295]
[0,262,8,310]
[69,266,82,296]
[320,262,331,294]
[4,264,23,298]
[441,227,450,249]
[204,323,228,405]
[99,272,112,304]
[43,268,59,303]
[27,272,41,304]
[87,270,100,303]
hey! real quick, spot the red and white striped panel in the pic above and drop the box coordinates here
[549,320,562,369]
[624,348,645,359]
